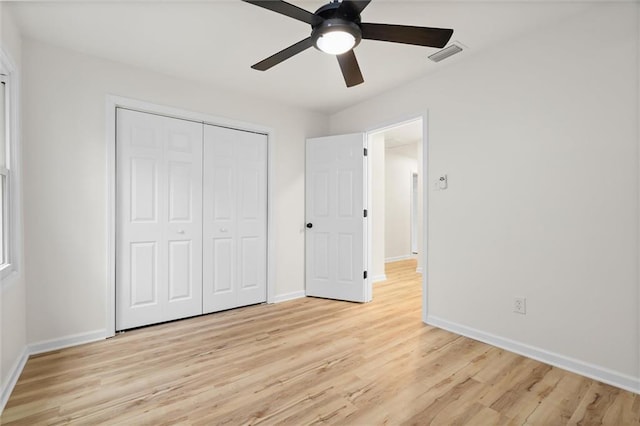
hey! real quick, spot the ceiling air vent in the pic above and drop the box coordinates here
[428,43,463,63]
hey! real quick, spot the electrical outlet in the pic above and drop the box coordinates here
[514,297,526,314]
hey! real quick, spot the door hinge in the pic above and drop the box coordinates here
[363,271,368,280]
[363,209,368,218]
[364,148,368,157]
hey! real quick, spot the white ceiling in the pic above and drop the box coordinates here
[7,1,588,114]
[383,119,423,147]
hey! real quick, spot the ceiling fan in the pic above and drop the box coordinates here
[241,0,454,87]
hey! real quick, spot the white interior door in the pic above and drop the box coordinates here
[116,108,203,330]
[306,133,369,302]
[203,125,267,313]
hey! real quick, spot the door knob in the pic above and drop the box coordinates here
[306,223,313,229]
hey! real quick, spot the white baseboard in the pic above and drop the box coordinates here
[416,267,423,274]
[385,255,415,263]
[426,315,640,395]
[1,346,29,413]
[28,329,108,356]
[272,290,306,303]
[372,274,387,283]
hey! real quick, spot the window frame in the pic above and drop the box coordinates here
[1,75,10,271]
[0,45,22,285]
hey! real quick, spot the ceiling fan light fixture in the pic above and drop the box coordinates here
[312,19,362,55]
[316,30,356,55]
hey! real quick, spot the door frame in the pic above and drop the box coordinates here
[105,95,275,337]
[410,171,419,255]
[365,111,429,321]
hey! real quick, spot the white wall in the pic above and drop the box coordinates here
[21,39,329,345]
[385,143,418,261]
[0,4,27,409]
[331,3,640,391]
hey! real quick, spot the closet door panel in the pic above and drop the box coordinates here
[203,125,267,313]
[164,117,203,321]
[236,132,267,307]
[203,127,237,312]
[116,109,202,330]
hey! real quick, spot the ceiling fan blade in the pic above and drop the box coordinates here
[337,0,372,16]
[242,0,322,26]
[251,37,315,71]
[337,50,364,88]
[360,23,453,48]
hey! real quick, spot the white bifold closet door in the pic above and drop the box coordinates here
[116,108,203,330]
[203,125,267,313]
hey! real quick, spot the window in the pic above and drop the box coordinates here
[0,46,20,283]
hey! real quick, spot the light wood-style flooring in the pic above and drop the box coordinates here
[2,260,639,425]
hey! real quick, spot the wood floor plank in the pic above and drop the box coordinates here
[2,259,638,425]
[567,381,622,426]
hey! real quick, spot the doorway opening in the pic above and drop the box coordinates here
[366,117,424,289]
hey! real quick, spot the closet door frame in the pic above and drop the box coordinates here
[106,95,275,337]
